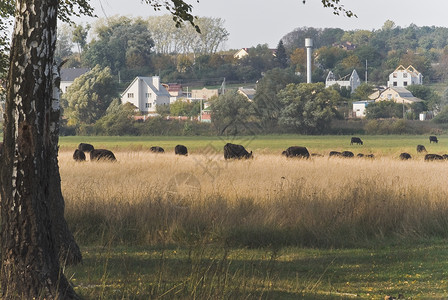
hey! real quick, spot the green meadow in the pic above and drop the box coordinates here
[60,134,448,157]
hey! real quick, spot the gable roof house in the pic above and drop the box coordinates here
[387,65,423,88]
[234,48,249,59]
[121,76,170,113]
[376,87,423,104]
[325,69,361,93]
[237,87,256,101]
[60,67,90,93]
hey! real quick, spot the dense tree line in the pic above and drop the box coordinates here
[283,21,448,84]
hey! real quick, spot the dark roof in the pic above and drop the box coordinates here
[60,68,90,82]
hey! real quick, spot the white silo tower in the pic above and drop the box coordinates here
[305,38,313,83]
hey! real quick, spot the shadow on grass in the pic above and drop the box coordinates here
[66,240,448,299]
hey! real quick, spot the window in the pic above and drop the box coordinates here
[145,103,150,108]
[127,93,134,98]
[387,94,392,100]
[393,82,397,86]
[403,73,408,78]
[393,73,397,78]
[145,93,151,98]
[403,81,408,86]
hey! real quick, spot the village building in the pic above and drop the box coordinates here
[387,65,423,88]
[325,69,361,93]
[191,87,219,101]
[352,100,374,118]
[237,87,256,101]
[60,67,90,93]
[234,48,249,59]
[376,87,423,104]
[162,83,184,103]
[121,76,170,113]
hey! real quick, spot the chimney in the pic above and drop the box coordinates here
[305,38,313,83]
[152,76,160,90]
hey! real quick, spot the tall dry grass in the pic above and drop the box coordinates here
[60,150,448,248]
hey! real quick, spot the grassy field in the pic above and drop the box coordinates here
[57,136,448,298]
[60,134,448,157]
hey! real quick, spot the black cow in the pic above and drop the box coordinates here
[417,145,427,153]
[366,154,375,159]
[90,149,116,161]
[73,149,86,162]
[341,151,354,158]
[399,152,412,160]
[424,154,444,161]
[150,146,165,153]
[357,153,364,158]
[443,154,448,160]
[329,151,342,157]
[174,144,188,156]
[429,136,438,143]
[282,146,310,158]
[224,143,253,160]
[78,143,94,152]
[350,137,363,145]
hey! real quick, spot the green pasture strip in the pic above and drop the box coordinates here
[60,135,448,156]
[68,240,448,299]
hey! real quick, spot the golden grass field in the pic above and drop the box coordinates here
[60,149,448,247]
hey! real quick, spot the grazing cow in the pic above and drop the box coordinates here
[350,137,363,145]
[78,143,94,152]
[443,154,448,160]
[282,146,310,158]
[399,152,412,160]
[90,149,116,161]
[366,154,375,159]
[150,146,165,153]
[73,149,86,162]
[329,151,341,157]
[424,153,444,161]
[341,151,354,158]
[224,143,253,159]
[429,136,438,143]
[357,153,364,157]
[174,144,188,156]
[417,145,427,153]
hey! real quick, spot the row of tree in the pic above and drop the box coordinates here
[60,66,448,137]
[49,18,448,95]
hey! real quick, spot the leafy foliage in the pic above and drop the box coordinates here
[210,91,256,135]
[63,65,118,125]
[253,68,302,127]
[365,101,404,119]
[83,16,154,73]
[278,82,339,134]
[170,99,200,116]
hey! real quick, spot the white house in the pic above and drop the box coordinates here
[325,69,361,93]
[387,65,423,88]
[121,76,170,113]
[234,48,249,59]
[352,100,374,118]
[60,68,90,93]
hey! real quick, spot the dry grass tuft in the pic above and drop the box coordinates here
[60,151,448,247]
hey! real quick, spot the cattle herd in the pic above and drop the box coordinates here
[71,136,447,162]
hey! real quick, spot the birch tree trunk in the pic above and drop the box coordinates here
[1,0,81,298]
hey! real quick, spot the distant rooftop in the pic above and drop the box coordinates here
[60,68,90,82]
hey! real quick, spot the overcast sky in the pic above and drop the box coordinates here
[78,0,448,50]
